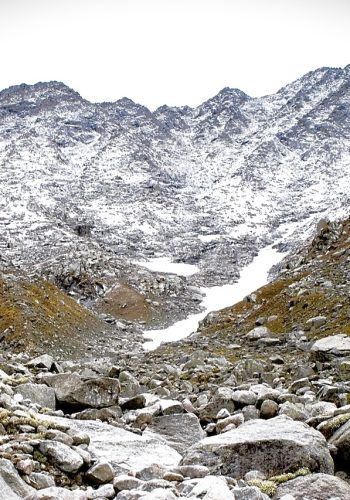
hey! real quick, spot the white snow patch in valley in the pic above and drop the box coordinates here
[143,244,288,350]
[198,234,221,243]
[135,256,199,277]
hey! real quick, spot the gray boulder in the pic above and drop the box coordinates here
[27,354,55,370]
[0,458,35,499]
[273,473,350,499]
[24,487,88,499]
[38,441,84,473]
[329,416,350,468]
[69,377,120,408]
[143,412,205,455]
[15,383,56,410]
[85,461,114,485]
[42,373,120,408]
[311,334,350,360]
[42,415,181,474]
[181,415,334,478]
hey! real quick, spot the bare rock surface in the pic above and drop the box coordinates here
[181,416,334,478]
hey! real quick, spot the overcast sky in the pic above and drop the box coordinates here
[1,0,349,109]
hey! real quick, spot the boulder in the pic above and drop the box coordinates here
[42,373,120,408]
[27,354,55,370]
[85,461,114,484]
[38,441,84,473]
[0,458,35,499]
[310,334,350,361]
[42,415,181,475]
[273,473,350,499]
[25,472,55,490]
[143,412,205,455]
[24,487,88,499]
[181,415,334,478]
[15,383,56,410]
[190,475,235,500]
[69,377,120,408]
[328,416,350,469]
[119,371,141,398]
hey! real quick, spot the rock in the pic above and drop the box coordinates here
[234,485,270,499]
[45,415,181,474]
[113,475,145,492]
[306,316,327,329]
[15,383,56,410]
[216,416,238,433]
[199,387,236,420]
[143,412,205,455]
[171,465,209,479]
[88,483,115,499]
[242,405,260,421]
[27,355,55,370]
[310,334,350,361]
[42,372,82,403]
[44,373,120,409]
[260,399,279,419]
[232,390,257,406]
[181,415,334,478]
[38,440,84,473]
[119,371,141,399]
[216,408,231,419]
[136,464,167,481]
[69,377,120,408]
[246,326,270,340]
[159,400,183,415]
[25,472,55,490]
[339,360,350,381]
[25,487,88,499]
[120,394,147,411]
[190,475,235,500]
[85,461,114,485]
[139,489,177,500]
[328,416,350,469]
[278,402,308,421]
[0,458,35,499]
[235,485,270,499]
[273,473,350,499]
[16,459,35,475]
[44,429,74,446]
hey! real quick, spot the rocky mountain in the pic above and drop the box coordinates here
[1,65,350,290]
[1,66,350,499]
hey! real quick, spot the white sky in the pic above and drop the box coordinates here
[1,0,349,110]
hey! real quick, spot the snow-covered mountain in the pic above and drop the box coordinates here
[1,65,350,285]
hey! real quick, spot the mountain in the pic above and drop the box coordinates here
[0,66,350,315]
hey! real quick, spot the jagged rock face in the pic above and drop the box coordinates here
[1,66,350,284]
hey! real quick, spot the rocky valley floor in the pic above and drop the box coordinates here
[0,218,350,499]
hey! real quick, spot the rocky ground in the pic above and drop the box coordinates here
[0,218,350,499]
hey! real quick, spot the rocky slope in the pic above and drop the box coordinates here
[0,218,350,499]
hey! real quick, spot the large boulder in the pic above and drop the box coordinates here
[328,416,350,469]
[42,373,120,408]
[40,415,181,475]
[143,413,205,455]
[181,415,334,478]
[25,487,88,499]
[310,334,350,361]
[38,441,84,473]
[15,383,56,410]
[0,458,35,499]
[273,473,350,499]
